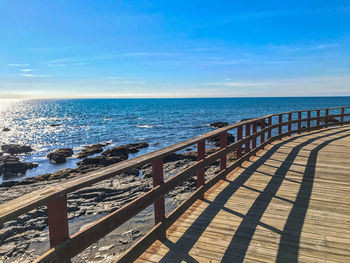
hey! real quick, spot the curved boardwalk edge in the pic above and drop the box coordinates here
[132,125,350,263]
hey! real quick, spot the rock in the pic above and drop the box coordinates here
[98,245,114,252]
[208,133,235,147]
[1,144,33,155]
[0,155,38,176]
[123,229,140,237]
[49,124,60,127]
[210,122,229,128]
[102,146,129,160]
[321,116,339,123]
[163,153,196,163]
[101,142,148,159]
[0,242,16,255]
[77,156,125,168]
[119,239,128,245]
[123,143,149,153]
[78,144,106,158]
[241,118,268,126]
[2,127,10,132]
[0,180,17,187]
[47,148,73,164]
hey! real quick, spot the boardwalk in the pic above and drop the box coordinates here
[136,125,350,263]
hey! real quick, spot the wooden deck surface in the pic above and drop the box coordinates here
[136,125,350,263]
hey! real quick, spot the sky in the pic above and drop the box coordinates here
[0,0,349,99]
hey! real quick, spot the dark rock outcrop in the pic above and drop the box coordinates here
[123,143,149,153]
[208,133,235,147]
[77,142,112,158]
[1,144,33,155]
[77,156,126,168]
[0,155,38,176]
[102,146,129,160]
[102,143,149,158]
[163,152,197,163]
[241,118,268,126]
[321,116,339,123]
[2,127,10,132]
[210,122,229,128]
[47,148,73,164]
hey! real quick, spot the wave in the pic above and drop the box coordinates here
[136,124,153,128]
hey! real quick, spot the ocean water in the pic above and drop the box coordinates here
[1,97,350,183]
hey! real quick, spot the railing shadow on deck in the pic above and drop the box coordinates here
[155,127,350,263]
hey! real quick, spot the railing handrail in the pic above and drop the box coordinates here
[0,105,349,262]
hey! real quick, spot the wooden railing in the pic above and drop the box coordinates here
[0,106,350,262]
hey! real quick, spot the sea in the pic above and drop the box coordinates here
[1,97,350,184]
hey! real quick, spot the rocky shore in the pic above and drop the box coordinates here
[0,122,236,262]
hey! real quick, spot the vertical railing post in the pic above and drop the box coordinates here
[307,111,311,129]
[288,113,292,133]
[245,123,250,153]
[260,119,265,144]
[197,140,205,189]
[298,112,302,133]
[236,126,242,159]
[278,114,283,136]
[325,109,329,128]
[220,132,227,171]
[341,107,344,125]
[152,158,165,225]
[317,110,320,127]
[252,123,257,149]
[47,196,70,248]
[268,116,272,139]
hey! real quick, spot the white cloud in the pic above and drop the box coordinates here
[200,75,350,92]
[210,59,298,65]
[124,52,151,56]
[8,63,29,67]
[201,81,262,87]
[48,64,66,67]
[313,43,339,50]
[124,51,182,57]
[112,80,145,85]
[270,43,339,53]
[20,74,51,78]
[20,69,36,72]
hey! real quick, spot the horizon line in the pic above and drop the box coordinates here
[2,95,350,101]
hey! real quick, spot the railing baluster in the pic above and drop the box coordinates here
[268,116,272,139]
[220,132,227,171]
[307,111,311,129]
[260,119,265,143]
[341,107,344,125]
[298,112,302,133]
[237,126,242,159]
[152,158,165,225]
[197,140,205,189]
[288,113,292,133]
[325,109,329,128]
[47,196,69,248]
[245,123,250,153]
[278,114,283,135]
[252,123,257,149]
[317,110,320,127]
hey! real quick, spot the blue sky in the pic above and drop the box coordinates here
[0,0,349,98]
